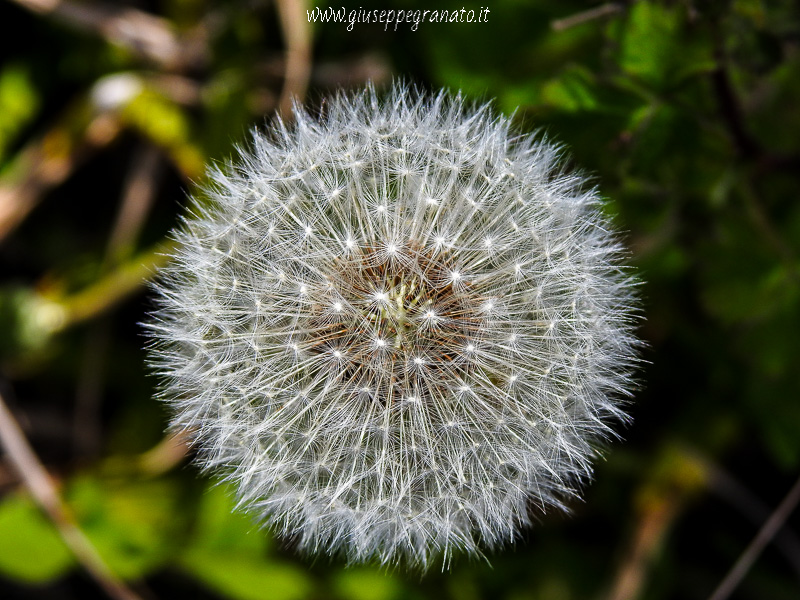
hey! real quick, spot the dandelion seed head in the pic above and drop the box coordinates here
[146,83,641,570]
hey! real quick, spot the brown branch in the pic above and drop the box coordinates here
[705,460,800,579]
[275,0,313,119]
[136,430,190,476]
[551,3,623,32]
[0,111,121,243]
[105,143,164,266]
[9,0,203,70]
[607,494,681,600]
[708,473,800,600]
[0,386,144,600]
[606,447,706,600]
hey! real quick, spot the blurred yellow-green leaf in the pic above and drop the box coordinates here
[619,1,681,89]
[186,482,270,555]
[180,553,313,600]
[0,64,39,162]
[0,492,73,583]
[332,568,401,600]
[67,474,182,580]
[178,483,313,600]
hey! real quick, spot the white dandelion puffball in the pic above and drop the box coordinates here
[147,84,640,569]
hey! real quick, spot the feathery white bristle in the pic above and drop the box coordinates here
[146,83,641,570]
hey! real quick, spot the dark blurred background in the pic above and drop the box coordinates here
[1,0,799,599]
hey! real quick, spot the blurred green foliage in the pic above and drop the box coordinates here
[1,0,799,599]
[0,492,74,582]
[0,64,39,163]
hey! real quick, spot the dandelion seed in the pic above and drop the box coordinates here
[146,83,641,570]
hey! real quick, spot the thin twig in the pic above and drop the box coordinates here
[275,0,313,119]
[0,386,144,600]
[702,456,800,579]
[137,430,190,476]
[100,430,190,478]
[0,111,121,243]
[708,473,800,600]
[707,22,798,282]
[106,144,164,267]
[55,240,175,331]
[607,495,681,600]
[607,448,706,600]
[20,240,174,342]
[551,3,623,32]
[74,143,164,458]
[10,0,197,70]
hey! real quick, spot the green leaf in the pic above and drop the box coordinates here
[189,483,270,555]
[619,1,680,88]
[181,552,313,600]
[122,88,204,177]
[540,66,598,112]
[626,103,686,172]
[67,474,182,580]
[332,568,401,600]
[0,64,39,161]
[180,483,313,600]
[0,492,73,583]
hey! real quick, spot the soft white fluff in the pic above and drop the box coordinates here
[146,84,640,569]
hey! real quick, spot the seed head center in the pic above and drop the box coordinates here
[306,245,482,398]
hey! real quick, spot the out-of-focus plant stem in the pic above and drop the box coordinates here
[0,386,145,600]
[10,0,199,70]
[709,474,800,600]
[275,0,312,119]
[0,109,121,243]
[551,3,623,31]
[52,241,175,332]
[607,445,707,600]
